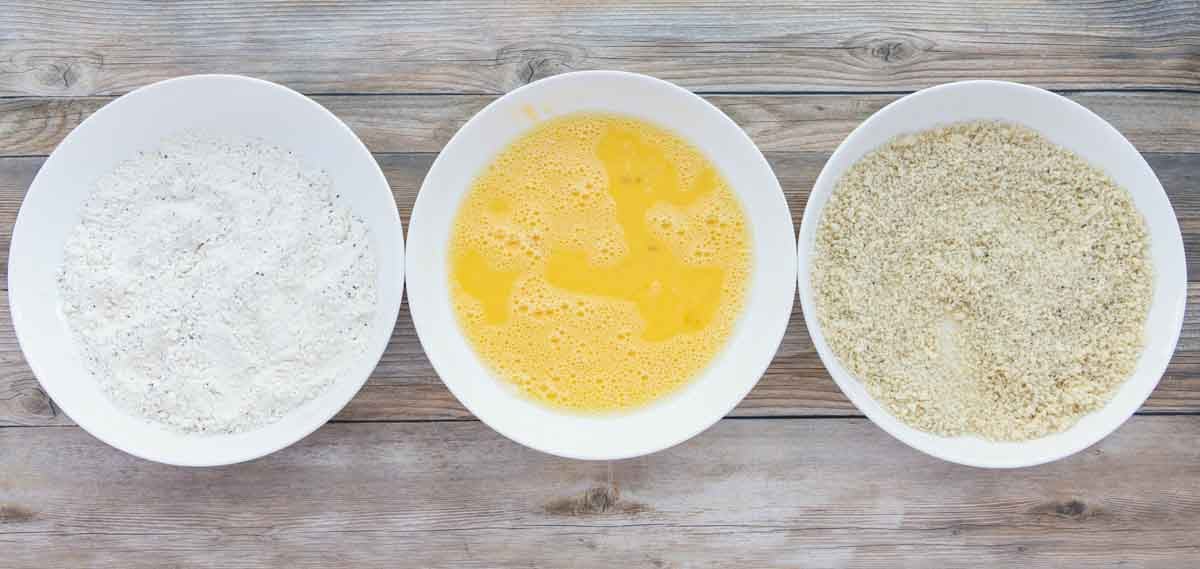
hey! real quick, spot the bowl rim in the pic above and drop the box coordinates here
[796,79,1187,468]
[8,73,404,466]
[407,69,796,460]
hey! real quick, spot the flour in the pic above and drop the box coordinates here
[58,133,378,434]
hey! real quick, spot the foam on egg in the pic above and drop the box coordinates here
[449,114,751,412]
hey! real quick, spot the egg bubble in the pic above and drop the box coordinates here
[447,113,751,412]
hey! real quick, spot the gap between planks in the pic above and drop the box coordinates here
[3,87,1200,101]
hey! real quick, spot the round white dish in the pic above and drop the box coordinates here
[407,70,796,460]
[8,74,404,466]
[797,80,1187,468]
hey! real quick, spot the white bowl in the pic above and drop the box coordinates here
[9,75,404,466]
[407,71,796,460]
[797,80,1187,468]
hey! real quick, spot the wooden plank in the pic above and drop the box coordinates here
[2,151,1199,425]
[1,1,1198,97]
[3,92,1200,157]
[2,417,1199,568]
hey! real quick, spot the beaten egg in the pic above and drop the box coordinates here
[449,113,751,412]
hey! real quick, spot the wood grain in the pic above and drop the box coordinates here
[3,92,1200,157]
[2,417,1199,568]
[1,149,1198,425]
[1,1,1198,97]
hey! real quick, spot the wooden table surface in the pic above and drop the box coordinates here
[2,2,1199,567]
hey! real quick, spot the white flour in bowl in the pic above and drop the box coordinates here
[57,133,378,434]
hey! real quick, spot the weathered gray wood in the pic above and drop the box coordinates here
[2,417,1199,568]
[1,1,1198,97]
[3,92,1200,157]
[2,151,1199,425]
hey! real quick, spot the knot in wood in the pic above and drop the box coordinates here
[582,486,616,512]
[1055,499,1088,519]
[845,32,934,67]
[544,485,650,516]
[0,504,36,524]
[495,43,584,87]
[19,384,57,419]
[10,50,104,95]
[1031,498,1098,521]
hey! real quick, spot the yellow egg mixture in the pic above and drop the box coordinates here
[449,113,751,412]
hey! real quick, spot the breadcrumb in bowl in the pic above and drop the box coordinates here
[797,81,1186,468]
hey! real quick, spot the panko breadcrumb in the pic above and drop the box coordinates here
[812,121,1152,441]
